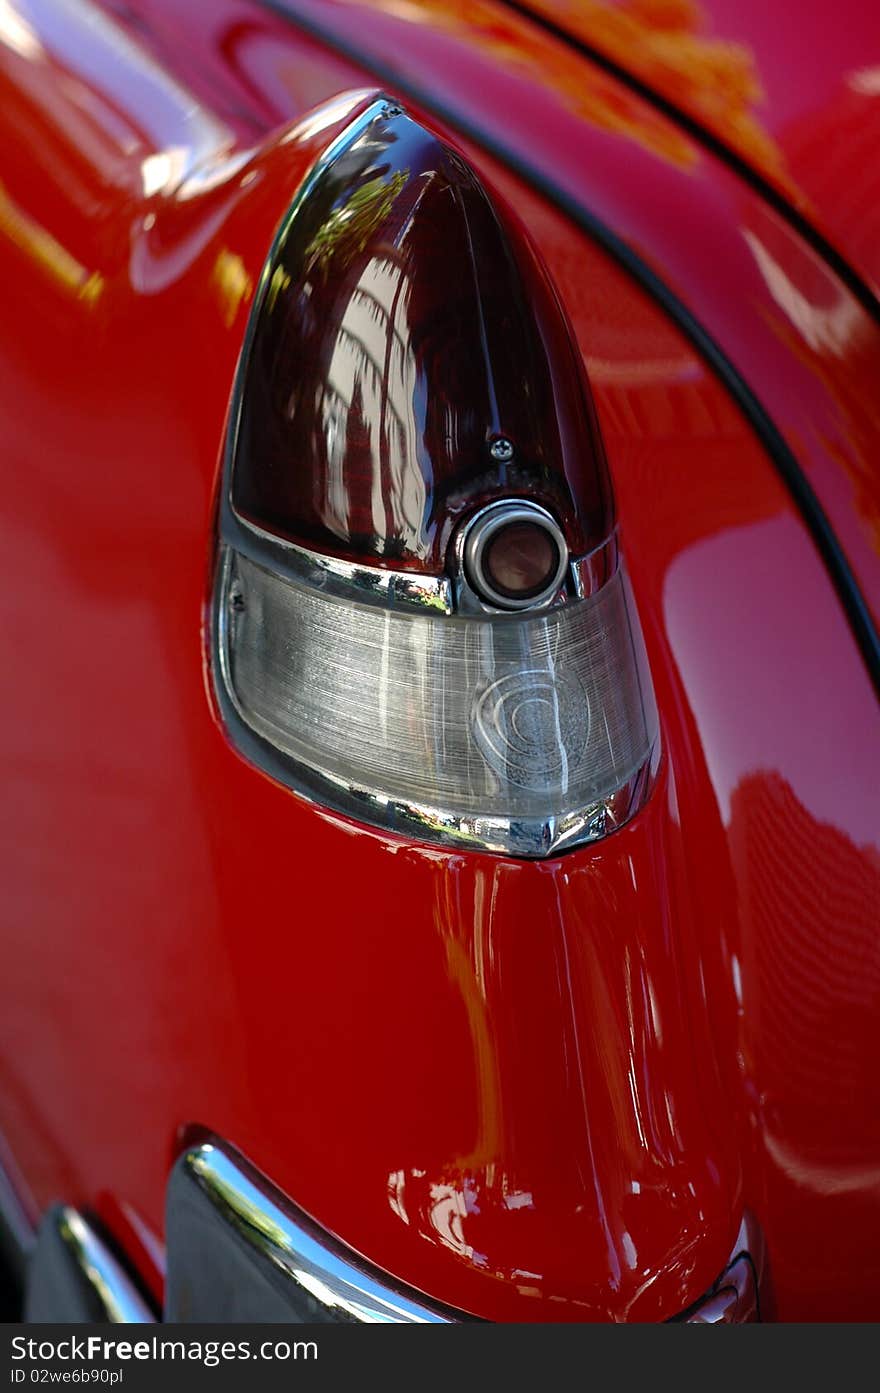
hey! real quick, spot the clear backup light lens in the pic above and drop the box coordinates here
[215,546,658,857]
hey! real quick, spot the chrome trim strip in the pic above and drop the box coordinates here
[24,1207,155,1323]
[230,512,618,619]
[570,532,620,601]
[232,514,455,616]
[166,1141,460,1322]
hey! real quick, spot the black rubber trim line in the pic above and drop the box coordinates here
[503,0,880,328]
[259,0,880,699]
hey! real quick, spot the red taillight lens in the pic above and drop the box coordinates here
[227,101,613,571]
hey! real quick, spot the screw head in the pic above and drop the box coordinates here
[489,437,514,463]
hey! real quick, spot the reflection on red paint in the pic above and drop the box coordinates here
[518,0,798,196]
[517,0,880,295]
[0,0,876,1325]
[729,771,880,1320]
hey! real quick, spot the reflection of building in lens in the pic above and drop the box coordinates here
[308,235,428,558]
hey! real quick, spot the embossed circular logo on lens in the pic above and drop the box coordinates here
[472,668,589,790]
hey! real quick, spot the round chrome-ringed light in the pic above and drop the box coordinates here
[461,500,569,610]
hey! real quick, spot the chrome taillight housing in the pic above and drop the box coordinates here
[211,98,659,857]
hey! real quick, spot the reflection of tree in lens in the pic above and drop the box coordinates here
[304,170,409,277]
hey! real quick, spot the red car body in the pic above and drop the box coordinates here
[0,0,878,1322]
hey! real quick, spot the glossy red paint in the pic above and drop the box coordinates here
[516,0,880,299]
[0,0,877,1323]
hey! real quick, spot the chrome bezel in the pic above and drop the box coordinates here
[24,1208,155,1323]
[166,1140,461,1322]
[570,530,619,600]
[230,513,454,616]
[459,499,570,612]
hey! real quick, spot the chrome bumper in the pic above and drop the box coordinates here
[12,1137,764,1322]
[164,1140,460,1323]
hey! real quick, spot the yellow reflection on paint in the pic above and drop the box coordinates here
[521,0,797,193]
[0,180,104,302]
[376,0,697,168]
[212,248,253,327]
[376,0,797,182]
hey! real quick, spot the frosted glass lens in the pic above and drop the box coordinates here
[220,550,657,834]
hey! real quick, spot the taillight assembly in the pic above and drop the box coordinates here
[211,99,659,857]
